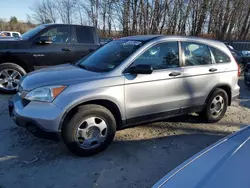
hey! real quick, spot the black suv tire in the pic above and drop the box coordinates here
[202,88,228,123]
[62,104,116,156]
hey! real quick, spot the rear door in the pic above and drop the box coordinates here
[70,26,100,62]
[31,25,73,69]
[181,41,222,108]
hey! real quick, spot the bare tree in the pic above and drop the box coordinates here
[30,0,57,24]
[57,0,77,24]
[195,0,209,36]
[29,0,250,40]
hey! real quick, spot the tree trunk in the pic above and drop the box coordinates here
[219,0,230,40]
[195,0,209,36]
[132,0,138,34]
[123,0,130,36]
[240,6,250,39]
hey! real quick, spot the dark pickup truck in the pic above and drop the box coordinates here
[0,24,100,93]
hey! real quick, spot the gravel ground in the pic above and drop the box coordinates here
[0,79,250,188]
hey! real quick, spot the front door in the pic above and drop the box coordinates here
[31,25,73,69]
[124,41,185,122]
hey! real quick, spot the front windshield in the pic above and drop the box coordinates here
[78,40,143,72]
[21,25,46,39]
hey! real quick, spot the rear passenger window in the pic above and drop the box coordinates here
[182,42,212,66]
[75,27,94,44]
[210,47,230,63]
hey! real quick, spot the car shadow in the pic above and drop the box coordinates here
[0,127,224,188]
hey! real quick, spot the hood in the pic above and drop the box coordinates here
[20,64,104,91]
[154,126,250,188]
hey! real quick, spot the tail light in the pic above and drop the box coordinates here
[237,63,241,77]
[232,56,240,77]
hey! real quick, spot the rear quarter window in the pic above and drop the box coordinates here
[12,33,20,38]
[210,47,231,63]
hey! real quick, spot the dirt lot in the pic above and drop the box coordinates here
[0,79,250,188]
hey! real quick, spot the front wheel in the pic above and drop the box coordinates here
[202,88,228,123]
[62,104,116,156]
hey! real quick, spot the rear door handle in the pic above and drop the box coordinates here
[62,48,71,51]
[169,72,181,77]
[209,68,217,72]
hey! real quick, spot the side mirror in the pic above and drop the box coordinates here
[128,64,153,74]
[37,36,52,44]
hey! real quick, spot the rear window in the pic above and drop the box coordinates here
[210,47,230,63]
[75,27,94,44]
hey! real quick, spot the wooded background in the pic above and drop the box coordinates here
[1,0,250,40]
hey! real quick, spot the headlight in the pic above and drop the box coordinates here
[25,85,67,102]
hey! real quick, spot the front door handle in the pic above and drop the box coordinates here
[169,72,181,77]
[62,48,71,51]
[209,68,217,72]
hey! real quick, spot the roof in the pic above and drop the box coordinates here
[120,35,223,46]
[42,23,95,28]
[0,31,20,33]
[120,35,163,41]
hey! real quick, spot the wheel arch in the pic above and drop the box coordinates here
[0,56,33,73]
[205,84,232,106]
[59,99,123,131]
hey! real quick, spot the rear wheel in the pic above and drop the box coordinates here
[202,88,228,123]
[62,104,116,156]
[0,63,26,93]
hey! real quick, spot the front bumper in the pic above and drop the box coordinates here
[8,95,64,140]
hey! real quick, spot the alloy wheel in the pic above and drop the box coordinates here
[0,69,22,91]
[75,117,108,149]
[210,95,224,118]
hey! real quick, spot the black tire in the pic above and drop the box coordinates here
[201,88,228,123]
[62,104,116,157]
[0,63,26,93]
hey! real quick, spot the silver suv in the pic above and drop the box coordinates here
[9,36,240,156]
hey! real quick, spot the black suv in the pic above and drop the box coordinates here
[228,47,250,75]
[244,63,250,87]
[0,24,100,93]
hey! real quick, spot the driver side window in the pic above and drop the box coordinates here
[41,26,70,44]
[132,42,179,70]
